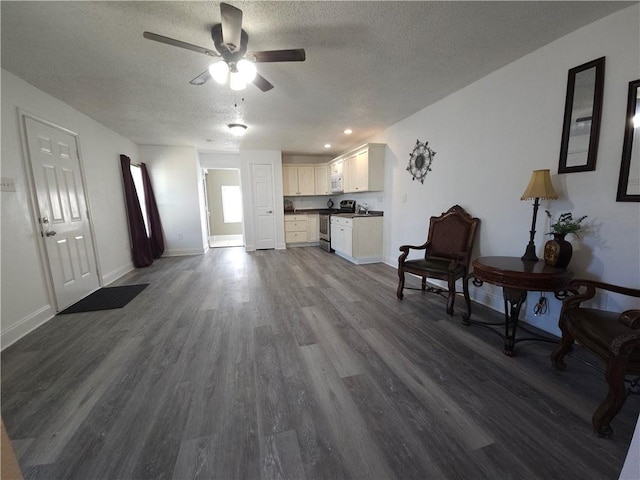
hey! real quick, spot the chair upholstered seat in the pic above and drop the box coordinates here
[551,279,640,437]
[402,258,466,277]
[396,205,479,316]
[564,308,640,363]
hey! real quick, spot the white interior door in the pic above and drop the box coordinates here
[24,115,100,310]
[251,164,275,250]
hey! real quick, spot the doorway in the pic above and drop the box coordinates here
[205,168,244,248]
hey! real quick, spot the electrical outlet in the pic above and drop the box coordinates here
[402,193,407,203]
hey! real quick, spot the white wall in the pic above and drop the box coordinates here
[139,146,206,256]
[371,5,640,334]
[1,69,137,349]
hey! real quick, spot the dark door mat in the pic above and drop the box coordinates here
[58,284,149,314]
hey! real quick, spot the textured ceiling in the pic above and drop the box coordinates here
[1,1,634,156]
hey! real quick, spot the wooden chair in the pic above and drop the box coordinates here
[397,205,479,316]
[550,279,640,437]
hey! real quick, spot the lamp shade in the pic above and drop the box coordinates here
[520,169,559,200]
[209,61,229,84]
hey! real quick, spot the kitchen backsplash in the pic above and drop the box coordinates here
[285,193,385,212]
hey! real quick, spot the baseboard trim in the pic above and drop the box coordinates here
[1,304,54,351]
[163,248,206,257]
[101,263,134,286]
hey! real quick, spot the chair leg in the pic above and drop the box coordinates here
[593,357,629,438]
[397,269,405,300]
[550,331,574,371]
[551,312,573,371]
[446,276,456,316]
[462,274,472,324]
[421,276,426,291]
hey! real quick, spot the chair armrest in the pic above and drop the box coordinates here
[563,279,640,310]
[399,241,429,253]
[611,331,640,357]
[398,241,429,266]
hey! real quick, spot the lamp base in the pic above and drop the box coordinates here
[521,243,539,262]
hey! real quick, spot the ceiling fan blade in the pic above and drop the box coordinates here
[220,3,243,52]
[247,49,306,63]
[189,70,211,86]
[252,73,274,92]
[143,31,219,58]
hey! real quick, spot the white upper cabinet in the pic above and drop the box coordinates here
[342,143,385,193]
[314,164,329,195]
[283,165,315,196]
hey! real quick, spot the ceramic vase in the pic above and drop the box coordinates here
[544,233,573,268]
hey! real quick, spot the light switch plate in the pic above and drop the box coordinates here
[1,177,16,192]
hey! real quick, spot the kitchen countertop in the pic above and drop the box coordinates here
[332,211,383,218]
[284,209,383,217]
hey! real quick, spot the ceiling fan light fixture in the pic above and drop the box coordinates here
[209,61,229,84]
[229,70,247,91]
[228,123,247,136]
[237,59,257,82]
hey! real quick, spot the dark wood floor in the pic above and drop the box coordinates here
[2,247,638,479]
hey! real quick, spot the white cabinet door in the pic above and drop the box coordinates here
[307,214,319,242]
[297,166,315,195]
[330,220,342,253]
[344,154,356,192]
[314,164,329,195]
[283,165,298,196]
[351,149,368,192]
[331,217,353,256]
[343,225,353,256]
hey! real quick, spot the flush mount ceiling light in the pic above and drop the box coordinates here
[324,144,331,149]
[228,123,247,136]
[344,129,353,135]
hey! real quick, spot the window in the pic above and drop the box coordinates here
[221,185,243,223]
[130,164,149,235]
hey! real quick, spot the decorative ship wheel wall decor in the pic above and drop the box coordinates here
[407,139,435,184]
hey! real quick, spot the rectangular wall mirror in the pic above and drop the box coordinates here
[558,57,605,173]
[617,78,640,202]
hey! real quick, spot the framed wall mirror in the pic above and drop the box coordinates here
[558,57,605,173]
[617,79,640,202]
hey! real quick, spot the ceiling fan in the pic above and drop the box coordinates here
[143,2,305,92]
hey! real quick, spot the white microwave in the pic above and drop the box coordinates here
[330,174,343,193]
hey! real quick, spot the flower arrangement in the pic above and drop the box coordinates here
[545,210,588,237]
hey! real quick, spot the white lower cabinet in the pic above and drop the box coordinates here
[307,214,319,242]
[285,215,308,244]
[285,213,320,245]
[331,217,353,257]
[331,216,383,264]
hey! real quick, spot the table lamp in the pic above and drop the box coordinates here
[520,169,559,262]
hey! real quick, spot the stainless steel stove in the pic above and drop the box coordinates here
[319,200,356,252]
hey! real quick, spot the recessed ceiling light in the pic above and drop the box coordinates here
[344,129,353,135]
[324,144,331,149]
[228,123,247,136]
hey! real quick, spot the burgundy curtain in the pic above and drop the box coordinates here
[141,163,164,258]
[120,154,153,267]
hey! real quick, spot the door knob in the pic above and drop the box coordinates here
[45,230,57,237]
[267,210,273,214]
